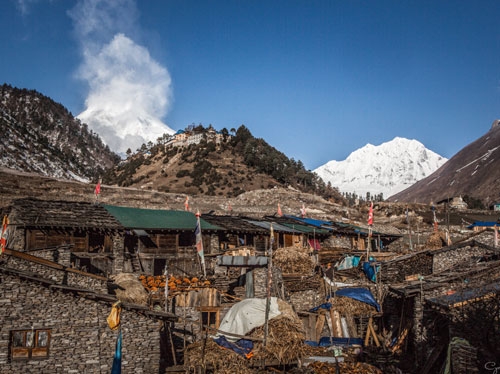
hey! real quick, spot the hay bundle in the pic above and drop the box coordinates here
[183,338,253,374]
[328,295,377,316]
[426,231,447,249]
[308,361,383,374]
[273,246,314,274]
[110,273,149,305]
[184,299,309,371]
[249,312,307,364]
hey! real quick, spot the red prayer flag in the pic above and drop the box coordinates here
[368,201,374,226]
[184,196,190,211]
[1,215,9,253]
[94,179,101,196]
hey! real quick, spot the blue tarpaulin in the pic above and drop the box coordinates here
[213,335,254,358]
[362,260,380,282]
[309,287,380,312]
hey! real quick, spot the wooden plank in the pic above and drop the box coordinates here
[315,313,326,341]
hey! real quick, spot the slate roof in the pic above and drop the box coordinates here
[427,280,500,310]
[3,198,122,231]
[201,215,268,234]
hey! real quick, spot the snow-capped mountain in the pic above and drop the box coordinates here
[77,107,175,155]
[314,137,448,199]
[0,84,118,182]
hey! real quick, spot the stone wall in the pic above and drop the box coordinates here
[30,248,72,268]
[432,244,492,273]
[0,272,163,373]
[4,255,108,294]
[322,235,351,250]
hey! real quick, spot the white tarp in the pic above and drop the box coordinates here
[216,297,281,341]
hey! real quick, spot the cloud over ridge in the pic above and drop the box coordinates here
[69,0,174,154]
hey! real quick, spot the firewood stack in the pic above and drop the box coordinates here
[183,298,309,372]
[273,246,314,274]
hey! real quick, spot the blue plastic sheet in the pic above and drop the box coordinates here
[309,287,380,312]
[213,335,254,358]
[362,261,379,282]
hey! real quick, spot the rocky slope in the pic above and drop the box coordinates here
[389,121,500,207]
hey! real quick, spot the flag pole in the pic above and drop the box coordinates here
[195,210,206,278]
[406,206,413,250]
[367,201,373,259]
[264,223,274,347]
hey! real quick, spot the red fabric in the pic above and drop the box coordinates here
[367,202,373,225]
[309,239,321,250]
[94,181,101,195]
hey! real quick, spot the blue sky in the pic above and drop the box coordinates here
[2,0,500,169]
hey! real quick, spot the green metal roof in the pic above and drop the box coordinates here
[103,205,223,231]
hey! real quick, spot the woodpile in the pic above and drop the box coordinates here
[183,299,309,371]
[426,231,447,249]
[308,361,383,374]
[282,273,322,292]
[328,295,378,316]
[139,274,210,293]
[273,246,314,274]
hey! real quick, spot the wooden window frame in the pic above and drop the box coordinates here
[10,329,51,360]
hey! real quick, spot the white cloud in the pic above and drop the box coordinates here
[69,0,174,154]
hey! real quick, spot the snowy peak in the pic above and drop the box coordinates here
[314,137,447,199]
[77,108,175,155]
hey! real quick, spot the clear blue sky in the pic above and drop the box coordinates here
[2,0,500,169]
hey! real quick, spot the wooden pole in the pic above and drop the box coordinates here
[263,224,274,347]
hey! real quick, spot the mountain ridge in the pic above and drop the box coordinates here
[0,84,119,182]
[314,137,447,199]
[389,121,500,207]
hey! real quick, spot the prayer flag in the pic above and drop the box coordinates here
[184,196,189,211]
[111,329,122,374]
[300,204,306,218]
[195,211,206,276]
[368,201,373,226]
[94,179,101,196]
[1,215,8,254]
[270,223,274,247]
[277,203,282,217]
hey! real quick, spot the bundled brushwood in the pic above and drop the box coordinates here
[327,295,377,316]
[273,246,314,274]
[308,361,383,374]
[250,315,307,364]
[111,273,149,305]
[426,231,447,249]
[184,299,308,371]
[282,273,322,292]
[183,338,253,374]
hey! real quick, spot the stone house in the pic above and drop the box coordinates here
[0,198,223,277]
[0,248,177,373]
[381,233,500,373]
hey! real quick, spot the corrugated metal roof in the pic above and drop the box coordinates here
[217,256,268,267]
[244,220,299,233]
[103,205,223,231]
[202,215,268,233]
[285,215,333,228]
[280,222,330,235]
